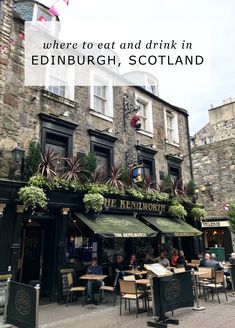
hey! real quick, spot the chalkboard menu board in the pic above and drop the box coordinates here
[152,271,194,317]
[5,281,37,328]
[0,272,13,308]
[60,268,74,297]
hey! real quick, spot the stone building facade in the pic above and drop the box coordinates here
[0,0,198,302]
[191,100,235,257]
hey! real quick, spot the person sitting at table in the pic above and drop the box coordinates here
[201,253,224,270]
[143,252,154,264]
[155,251,170,267]
[229,253,235,265]
[199,252,211,267]
[176,250,189,270]
[128,254,139,270]
[112,254,126,279]
[86,257,104,301]
[170,249,179,267]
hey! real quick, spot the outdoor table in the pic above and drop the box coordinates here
[124,270,148,276]
[191,270,207,311]
[79,274,107,303]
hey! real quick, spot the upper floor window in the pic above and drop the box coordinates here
[145,77,158,96]
[164,109,179,146]
[136,94,153,133]
[90,73,113,119]
[32,4,57,34]
[46,64,74,100]
[207,136,214,144]
[201,138,207,145]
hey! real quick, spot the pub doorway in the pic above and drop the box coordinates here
[19,219,56,299]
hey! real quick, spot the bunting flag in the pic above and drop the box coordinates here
[49,0,70,17]
[0,33,25,54]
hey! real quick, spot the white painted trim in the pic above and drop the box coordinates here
[90,110,114,122]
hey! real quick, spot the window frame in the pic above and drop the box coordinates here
[166,155,183,185]
[136,145,157,183]
[90,72,113,119]
[164,109,179,146]
[39,113,77,158]
[135,92,153,134]
[88,129,117,173]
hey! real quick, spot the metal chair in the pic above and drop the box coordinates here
[119,280,144,317]
[66,272,86,306]
[205,271,228,303]
[99,272,119,306]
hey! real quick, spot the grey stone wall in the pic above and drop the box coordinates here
[0,2,192,184]
[192,139,235,216]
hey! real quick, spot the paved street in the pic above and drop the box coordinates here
[1,293,235,328]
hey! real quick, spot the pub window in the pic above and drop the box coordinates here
[39,113,77,170]
[88,128,117,174]
[168,165,181,182]
[94,146,110,173]
[135,93,153,133]
[136,145,157,183]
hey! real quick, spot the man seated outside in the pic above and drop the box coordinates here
[155,251,170,267]
[112,254,126,279]
[199,252,211,267]
[229,252,235,265]
[203,253,223,271]
[128,254,139,270]
[86,257,104,302]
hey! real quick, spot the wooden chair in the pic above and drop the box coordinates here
[119,280,144,317]
[191,259,200,266]
[197,267,214,301]
[99,272,119,306]
[66,272,86,306]
[205,271,228,303]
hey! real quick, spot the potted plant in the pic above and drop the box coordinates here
[18,186,47,209]
[191,207,207,220]
[169,200,187,220]
[83,193,105,213]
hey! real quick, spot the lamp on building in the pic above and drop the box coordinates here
[12,143,25,163]
[195,182,214,201]
[11,143,25,180]
[123,93,141,131]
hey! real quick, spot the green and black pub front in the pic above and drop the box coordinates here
[0,181,201,302]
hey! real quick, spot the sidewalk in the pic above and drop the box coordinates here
[1,293,235,328]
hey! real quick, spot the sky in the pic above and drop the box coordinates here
[39,0,235,135]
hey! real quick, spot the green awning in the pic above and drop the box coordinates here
[141,216,202,237]
[75,213,157,238]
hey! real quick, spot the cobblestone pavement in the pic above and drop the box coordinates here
[1,293,235,328]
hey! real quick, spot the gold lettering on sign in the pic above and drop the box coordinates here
[104,198,167,213]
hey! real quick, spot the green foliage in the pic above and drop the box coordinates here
[191,207,207,220]
[83,193,105,213]
[18,186,47,209]
[227,203,235,233]
[127,187,144,199]
[187,179,196,196]
[169,203,187,219]
[28,173,47,188]
[163,174,172,194]
[81,152,97,177]
[24,140,42,178]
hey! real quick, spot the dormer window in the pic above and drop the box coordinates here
[33,4,56,34]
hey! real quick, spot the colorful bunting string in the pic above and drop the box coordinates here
[49,0,70,17]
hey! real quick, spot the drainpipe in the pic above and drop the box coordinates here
[186,114,193,180]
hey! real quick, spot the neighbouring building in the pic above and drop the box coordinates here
[191,99,235,259]
[0,0,201,302]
